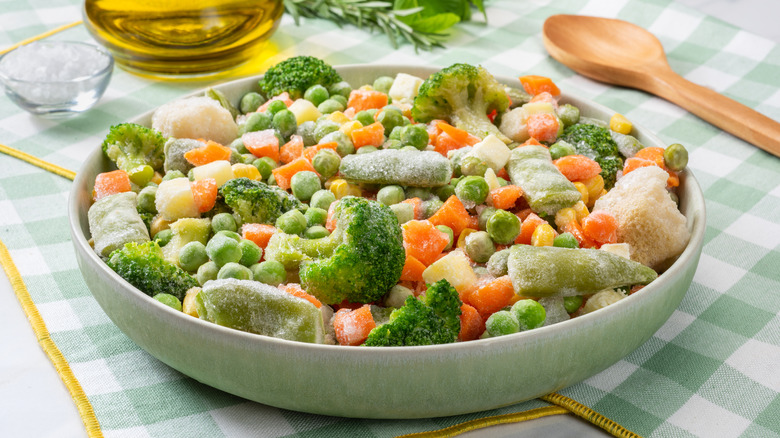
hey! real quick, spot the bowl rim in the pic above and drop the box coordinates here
[68,64,707,356]
[0,40,114,85]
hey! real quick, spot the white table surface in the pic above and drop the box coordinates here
[2,1,779,437]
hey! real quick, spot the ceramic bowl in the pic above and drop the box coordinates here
[69,65,705,419]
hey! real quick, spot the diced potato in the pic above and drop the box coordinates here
[472,134,511,171]
[581,289,625,314]
[388,73,424,105]
[499,107,530,143]
[288,98,322,125]
[422,250,477,294]
[191,160,233,187]
[483,168,500,192]
[600,243,631,259]
[521,101,556,116]
[155,177,199,221]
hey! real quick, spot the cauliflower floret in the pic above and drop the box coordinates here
[152,96,238,146]
[593,166,690,270]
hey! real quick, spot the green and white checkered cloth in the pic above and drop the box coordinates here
[2,0,779,436]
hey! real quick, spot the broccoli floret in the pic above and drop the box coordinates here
[219,177,303,224]
[265,197,405,305]
[258,56,343,100]
[102,123,166,186]
[411,63,510,143]
[560,123,623,188]
[107,241,198,301]
[364,279,462,346]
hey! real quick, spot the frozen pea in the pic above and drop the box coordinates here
[373,76,394,94]
[557,104,580,127]
[423,198,443,219]
[331,94,347,107]
[304,207,328,226]
[511,299,546,331]
[664,143,688,171]
[478,206,497,231]
[196,261,219,285]
[377,107,404,136]
[486,248,510,277]
[217,262,253,280]
[154,229,173,247]
[230,138,249,155]
[240,92,266,114]
[273,109,297,139]
[486,209,521,245]
[486,310,519,337]
[563,295,584,313]
[553,232,579,248]
[549,140,576,160]
[310,189,336,210]
[328,81,352,99]
[436,225,454,250]
[400,146,418,152]
[388,125,404,141]
[383,139,403,149]
[312,149,340,179]
[239,239,263,266]
[290,171,321,202]
[244,111,273,133]
[357,145,378,154]
[265,99,287,115]
[318,98,345,114]
[319,130,354,156]
[251,260,287,286]
[297,121,317,146]
[275,209,307,235]
[435,184,455,201]
[460,156,488,177]
[355,110,377,127]
[154,293,182,311]
[137,185,157,214]
[377,185,405,206]
[216,230,241,241]
[206,233,243,267]
[455,176,489,206]
[304,84,329,107]
[162,170,186,181]
[405,187,433,201]
[253,157,276,180]
[465,231,495,263]
[211,212,237,233]
[267,172,277,186]
[401,124,429,150]
[179,241,209,272]
[314,119,340,142]
[390,202,414,224]
[304,225,330,239]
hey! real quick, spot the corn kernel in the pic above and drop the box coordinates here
[330,179,361,199]
[231,163,261,180]
[555,208,577,230]
[573,181,589,205]
[359,85,373,91]
[328,111,350,124]
[580,174,604,208]
[151,172,163,185]
[572,201,589,223]
[182,288,200,318]
[456,228,478,251]
[609,113,633,135]
[531,223,556,247]
[339,120,363,136]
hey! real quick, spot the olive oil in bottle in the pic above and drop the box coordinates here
[83,0,284,77]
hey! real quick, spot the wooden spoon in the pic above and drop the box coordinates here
[542,14,780,158]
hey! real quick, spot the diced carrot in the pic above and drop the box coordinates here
[519,137,544,147]
[402,220,450,266]
[279,135,304,164]
[280,283,322,309]
[467,214,479,230]
[519,75,560,96]
[184,141,231,166]
[554,155,602,182]
[515,212,546,245]
[93,169,131,200]
[350,122,385,149]
[581,210,618,245]
[347,89,388,112]
[271,157,318,190]
[634,147,665,167]
[468,276,516,317]
[629,285,645,295]
[242,129,279,162]
[436,121,481,146]
[325,201,337,232]
[526,113,560,144]
[496,167,510,180]
[458,304,484,342]
[400,254,427,282]
[190,178,218,213]
[258,92,293,112]
[428,195,472,237]
[343,107,356,119]
[489,185,524,210]
[303,141,338,162]
[427,120,445,139]
[623,155,679,187]
[242,223,277,249]
[529,91,559,110]
[433,131,467,156]
[401,197,423,220]
[333,305,376,346]
[561,220,597,248]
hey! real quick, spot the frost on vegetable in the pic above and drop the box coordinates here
[340,149,452,187]
[163,138,203,174]
[506,145,581,216]
[88,192,150,258]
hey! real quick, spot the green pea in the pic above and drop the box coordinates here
[436,225,454,250]
[390,202,414,224]
[557,104,580,127]
[460,156,488,177]
[511,299,546,331]
[455,176,489,206]
[238,239,263,266]
[317,98,345,114]
[400,124,429,150]
[251,260,286,286]
[486,209,520,245]
[485,310,519,337]
[373,76,394,94]
[388,125,404,141]
[465,230,495,263]
[304,225,330,239]
[355,110,377,127]
[153,229,173,247]
[309,189,336,211]
[210,212,237,234]
[230,137,247,154]
[179,241,209,272]
[377,185,405,206]
[267,172,277,186]
[304,207,328,227]
[153,293,182,311]
[217,262,253,280]
[405,187,433,201]
[206,233,243,267]
[553,232,579,248]
[240,92,266,114]
[383,139,403,149]
[265,99,287,115]
[137,185,157,213]
[128,164,154,186]
[244,111,273,133]
[563,296,584,313]
[424,198,443,219]
[275,209,307,235]
[549,140,576,160]
[252,157,275,180]
[272,109,297,139]
[357,145,378,154]
[290,171,321,203]
[304,84,329,107]
[377,107,405,136]
[664,143,688,171]
[331,94,347,107]
[328,81,352,99]
[216,230,241,241]
[435,184,455,202]
[486,249,510,277]
[296,121,317,146]
[320,130,355,156]
[162,170,186,181]
[196,261,219,285]
[314,120,341,142]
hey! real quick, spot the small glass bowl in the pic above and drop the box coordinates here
[0,41,113,118]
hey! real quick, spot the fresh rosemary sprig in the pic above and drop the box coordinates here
[283,0,485,51]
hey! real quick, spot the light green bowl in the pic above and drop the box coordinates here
[69,65,705,419]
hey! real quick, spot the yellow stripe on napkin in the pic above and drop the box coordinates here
[0,239,103,438]
[0,143,76,181]
[0,21,83,55]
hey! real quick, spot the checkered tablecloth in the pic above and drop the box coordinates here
[1,0,779,437]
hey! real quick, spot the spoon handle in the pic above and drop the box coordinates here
[647,71,780,157]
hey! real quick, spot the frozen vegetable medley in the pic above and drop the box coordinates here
[87,56,691,346]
